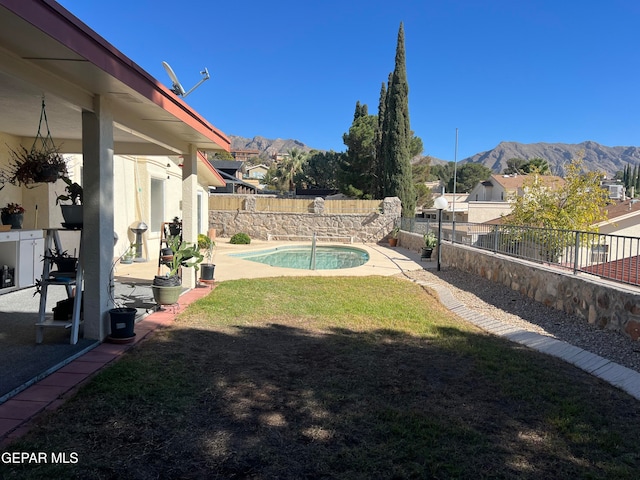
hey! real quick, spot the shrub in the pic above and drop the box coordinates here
[230,233,251,244]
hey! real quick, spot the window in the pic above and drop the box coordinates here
[591,244,609,264]
[150,178,164,233]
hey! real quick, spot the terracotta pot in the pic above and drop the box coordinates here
[389,238,398,247]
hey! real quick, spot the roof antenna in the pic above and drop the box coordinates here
[162,61,210,98]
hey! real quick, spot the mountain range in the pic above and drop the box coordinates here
[229,134,640,177]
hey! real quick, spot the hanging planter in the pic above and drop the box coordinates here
[2,97,68,187]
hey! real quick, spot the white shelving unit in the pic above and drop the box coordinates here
[0,229,44,293]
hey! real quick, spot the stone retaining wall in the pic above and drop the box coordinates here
[208,196,401,242]
[439,241,640,342]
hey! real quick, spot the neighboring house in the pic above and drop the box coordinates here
[468,173,565,202]
[422,193,470,222]
[246,164,268,180]
[231,149,260,162]
[210,160,258,194]
[598,198,640,237]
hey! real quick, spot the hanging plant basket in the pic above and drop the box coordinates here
[2,97,67,187]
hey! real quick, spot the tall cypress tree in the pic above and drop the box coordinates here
[381,22,415,217]
[372,81,387,198]
[353,101,368,121]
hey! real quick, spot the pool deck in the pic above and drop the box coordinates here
[113,239,430,284]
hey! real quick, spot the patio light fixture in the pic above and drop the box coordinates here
[434,196,448,272]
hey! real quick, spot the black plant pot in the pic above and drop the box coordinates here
[60,205,83,228]
[109,307,136,339]
[1,213,23,229]
[421,247,434,259]
[153,275,181,287]
[200,263,215,281]
[53,257,78,273]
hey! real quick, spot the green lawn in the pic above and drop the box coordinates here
[2,276,639,479]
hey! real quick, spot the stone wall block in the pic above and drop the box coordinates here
[441,242,640,342]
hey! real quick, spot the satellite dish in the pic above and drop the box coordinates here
[162,61,186,96]
[162,61,210,98]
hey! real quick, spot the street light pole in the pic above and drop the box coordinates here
[433,196,448,272]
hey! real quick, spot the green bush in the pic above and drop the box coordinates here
[230,233,251,244]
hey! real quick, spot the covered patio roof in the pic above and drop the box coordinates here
[0,0,230,342]
[0,0,229,158]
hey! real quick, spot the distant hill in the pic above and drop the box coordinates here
[229,135,315,158]
[461,141,640,177]
[229,135,640,178]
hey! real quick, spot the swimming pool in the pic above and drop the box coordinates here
[230,245,370,270]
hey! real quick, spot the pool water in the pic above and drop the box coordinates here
[230,245,370,270]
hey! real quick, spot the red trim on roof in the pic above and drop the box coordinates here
[198,151,226,185]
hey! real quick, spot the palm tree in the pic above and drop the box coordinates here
[278,148,307,192]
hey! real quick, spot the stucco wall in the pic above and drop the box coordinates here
[208,197,402,242]
[440,242,640,342]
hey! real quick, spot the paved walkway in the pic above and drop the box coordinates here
[2,241,639,446]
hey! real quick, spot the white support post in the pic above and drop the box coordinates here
[181,145,198,289]
[82,96,114,340]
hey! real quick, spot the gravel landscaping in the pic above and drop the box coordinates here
[400,268,640,373]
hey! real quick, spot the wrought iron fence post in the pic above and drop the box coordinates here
[493,225,499,253]
[573,231,580,275]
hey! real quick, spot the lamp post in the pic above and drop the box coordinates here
[433,196,448,272]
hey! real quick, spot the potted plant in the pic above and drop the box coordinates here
[168,216,181,237]
[44,247,78,273]
[198,233,216,282]
[421,231,437,260]
[1,202,25,229]
[55,176,83,228]
[4,145,68,186]
[120,243,137,265]
[388,226,400,247]
[151,235,203,306]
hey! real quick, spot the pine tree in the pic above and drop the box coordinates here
[341,102,377,198]
[381,22,415,217]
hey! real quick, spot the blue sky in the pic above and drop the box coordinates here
[57,0,640,161]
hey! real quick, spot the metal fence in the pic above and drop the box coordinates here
[401,218,640,287]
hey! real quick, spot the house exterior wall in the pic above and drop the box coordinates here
[599,215,640,238]
[63,154,209,262]
[468,182,506,202]
[467,201,512,223]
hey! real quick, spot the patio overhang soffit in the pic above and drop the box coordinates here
[0,0,230,159]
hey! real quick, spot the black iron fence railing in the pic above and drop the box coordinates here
[401,218,640,287]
